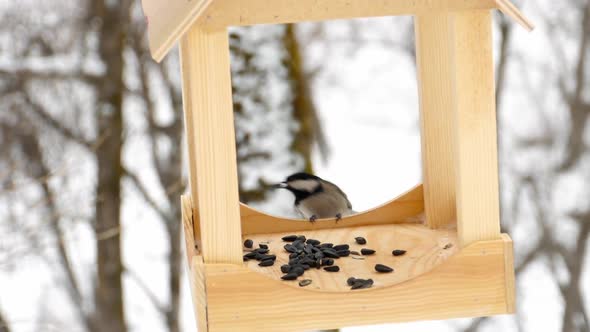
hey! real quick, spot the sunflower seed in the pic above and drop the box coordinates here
[306,239,321,246]
[354,237,367,245]
[259,243,269,249]
[320,243,334,248]
[351,278,374,290]
[321,258,334,266]
[323,266,340,272]
[243,239,253,248]
[258,260,274,267]
[255,248,269,254]
[259,254,276,261]
[281,273,298,280]
[361,248,376,255]
[282,235,298,242]
[322,249,340,258]
[284,244,297,253]
[333,244,350,251]
[296,235,306,242]
[243,252,257,259]
[299,279,312,287]
[350,251,360,256]
[291,266,305,276]
[392,249,407,256]
[336,250,350,257]
[375,264,393,273]
[280,265,291,273]
[347,277,357,286]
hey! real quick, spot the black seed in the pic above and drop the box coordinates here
[243,252,257,259]
[281,264,291,273]
[301,264,310,270]
[392,249,407,256]
[299,279,312,287]
[306,239,321,246]
[361,248,376,255]
[293,241,305,251]
[355,237,367,245]
[259,244,269,249]
[281,273,298,280]
[336,250,350,257]
[296,235,306,242]
[289,253,298,259]
[299,257,315,265]
[324,266,340,272]
[375,264,393,273]
[291,266,305,276]
[243,257,249,262]
[321,258,334,266]
[347,277,357,286]
[259,254,276,261]
[320,243,334,248]
[311,246,321,253]
[316,259,322,269]
[351,279,374,290]
[255,248,269,254]
[258,260,274,267]
[288,258,300,265]
[314,251,324,260]
[304,245,313,255]
[284,244,297,253]
[350,251,360,256]
[333,244,350,251]
[282,235,298,242]
[244,239,253,248]
[322,249,340,258]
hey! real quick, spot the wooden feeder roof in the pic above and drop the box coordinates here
[142,0,534,62]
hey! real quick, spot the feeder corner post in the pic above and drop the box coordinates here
[414,12,457,230]
[179,23,243,265]
[449,9,502,247]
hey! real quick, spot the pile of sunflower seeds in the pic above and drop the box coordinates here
[243,235,410,290]
[279,235,352,282]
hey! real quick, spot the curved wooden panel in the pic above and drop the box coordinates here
[201,235,513,331]
[243,223,458,292]
[240,184,425,235]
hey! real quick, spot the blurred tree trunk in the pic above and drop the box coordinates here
[0,309,11,332]
[91,1,129,331]
[284,24,319,174]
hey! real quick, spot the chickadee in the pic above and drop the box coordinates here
[274,172,354,222]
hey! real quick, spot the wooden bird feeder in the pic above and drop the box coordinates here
[141,1,534,331]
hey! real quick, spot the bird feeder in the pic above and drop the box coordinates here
[141,1,533,331]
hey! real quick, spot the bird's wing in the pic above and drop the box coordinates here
[322,180,353,210]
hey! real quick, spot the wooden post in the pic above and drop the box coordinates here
[414,13,457,229]
[179,24,243,264]
[450,10,501,246]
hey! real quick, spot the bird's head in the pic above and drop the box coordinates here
[274,172,322,195]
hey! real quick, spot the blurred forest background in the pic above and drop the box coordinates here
[0,0,588,332]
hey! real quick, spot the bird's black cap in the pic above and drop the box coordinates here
[285,172,321,182]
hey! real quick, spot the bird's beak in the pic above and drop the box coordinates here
[272,182,288,189]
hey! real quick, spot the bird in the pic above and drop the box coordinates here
[274,172,354,222]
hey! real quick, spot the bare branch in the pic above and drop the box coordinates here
[123,167,174,224]
[126,269,167,315]
[21,94,93,149]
